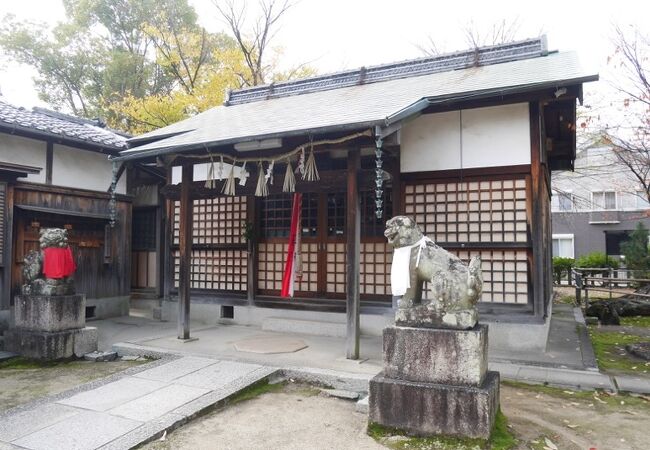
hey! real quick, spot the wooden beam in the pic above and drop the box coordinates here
[346,149,361,359]
[45,142,53,185]
[160,169,382,200]
[178,164,193,339]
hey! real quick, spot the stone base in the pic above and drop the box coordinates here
[4,327,98,360]
[383,325,487,385]
[369,371,500,439]
[14,294,86,332]
[395,306,477,330]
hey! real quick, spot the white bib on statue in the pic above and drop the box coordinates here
[390,236,431,296]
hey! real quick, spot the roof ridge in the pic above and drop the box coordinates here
[226,36,548,106]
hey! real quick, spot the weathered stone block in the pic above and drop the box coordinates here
[13,294,86,332]
[383,325,488,386]
[4,329,75,360]
[73,327,98,357]
[369,371,500,439]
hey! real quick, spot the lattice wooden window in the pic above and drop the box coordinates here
[361,189,392,237]
[404,179,528,244]
[173,248,247,291]
[327,193,346,237]
[260,193,318,239]
[132,209,156,251]
[360,242,392,296]
[257,242,318,293]
[173,197,247,246]
[325,242,346,293]
[172,196,248,292]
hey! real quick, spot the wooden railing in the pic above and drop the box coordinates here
[572,268,650,307]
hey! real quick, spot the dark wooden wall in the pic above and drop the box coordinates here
[11,183,131,300]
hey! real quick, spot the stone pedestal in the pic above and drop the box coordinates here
[4,294,98,360]
[369,324,499,439]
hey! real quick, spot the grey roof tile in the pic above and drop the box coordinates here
[121,50,596,160]
[0,101,128,150]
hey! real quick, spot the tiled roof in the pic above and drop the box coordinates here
[226,37,547,105]
[0,100,128,150]
[122,38,598,161]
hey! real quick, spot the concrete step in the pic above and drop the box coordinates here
[0,350,18,362]
[262,317,347,338]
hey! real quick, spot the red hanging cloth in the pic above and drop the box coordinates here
[43,247,76,279]
[281,193,302,298]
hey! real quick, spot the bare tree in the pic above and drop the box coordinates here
[418,19,526,57]
[212,0,293,86]
[601,26,650,204]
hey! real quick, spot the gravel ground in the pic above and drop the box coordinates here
[142,383,650,450]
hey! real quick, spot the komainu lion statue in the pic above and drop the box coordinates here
[385,216,482,329]
[22,228,76,296]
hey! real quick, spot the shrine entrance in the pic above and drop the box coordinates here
[257,189,393,301]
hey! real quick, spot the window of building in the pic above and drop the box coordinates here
[551,191,573,212]
[552,234,574,258]
[592,191,616,211]
[636,191,650,209]
[132,208,157,251]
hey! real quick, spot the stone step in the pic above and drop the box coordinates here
[262,317,346,338]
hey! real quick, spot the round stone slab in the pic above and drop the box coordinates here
[233,336,308,354]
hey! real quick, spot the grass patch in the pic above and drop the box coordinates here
[0,357,76,370]
[588,326,650,375]
[621,316,650,328]
[367,410,515,450]
[228,380,284,405]
[555,295,576,305]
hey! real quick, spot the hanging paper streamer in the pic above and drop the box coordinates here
[222,162,236,196]
[296,147,305,176]
[303,146,319,181]
[205,160,216,188]
[255,162,269,197]
[375,136,384,218]
[281,193,303,298]
[265,159,275,185]
[217,156,224,180]
[239,161,249,186]
[283,159,296,193]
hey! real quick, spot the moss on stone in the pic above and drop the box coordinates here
[367,410,515,450]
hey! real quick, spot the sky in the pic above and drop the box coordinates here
[0,0,648,110]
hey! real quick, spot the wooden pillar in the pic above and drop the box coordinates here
[246,196,257,304]
[178,164,193,339]
[346,149,361,359]
[163,166,173,303]
[529,102,545,318]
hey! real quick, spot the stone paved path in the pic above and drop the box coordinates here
[0,356,276,450]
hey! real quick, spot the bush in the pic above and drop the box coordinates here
[621,222,650,283]
[552,257,574,284]
[575,251,620,269]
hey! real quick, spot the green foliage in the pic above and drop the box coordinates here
[227,380,284,405]
[552,257,574,283]
[621,222,650,281]
[575,251,620,269]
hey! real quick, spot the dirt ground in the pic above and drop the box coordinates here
[0,358,144,412]
[142,382,650,450]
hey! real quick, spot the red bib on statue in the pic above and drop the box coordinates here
[43,247,76,279]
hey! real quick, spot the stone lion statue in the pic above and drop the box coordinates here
[22,228,76,296]
[385,216,482,329]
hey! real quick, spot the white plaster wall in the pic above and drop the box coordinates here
[400,103,530,172]
[52,144,126,194]
[0,134,46,183]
